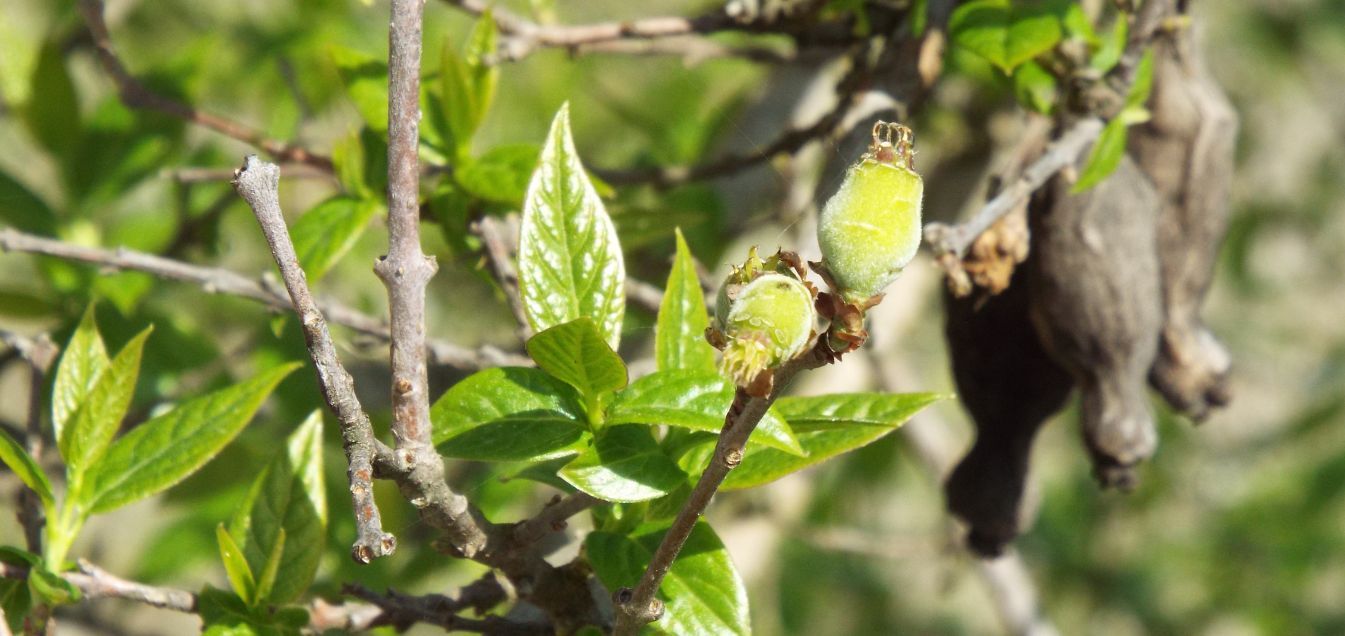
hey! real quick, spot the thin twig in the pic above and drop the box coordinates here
[613,342,832,634]
[343,584,549,635]
[923,0,1175,262]
[233,156,397,562]
[471,216,532,342]
[0,227,529,370]
[75,0,332,171]
[571,37,800,65]
[511,492,599,546]
[0,331,58,554]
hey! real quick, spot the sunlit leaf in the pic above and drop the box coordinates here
[518,103,626,349]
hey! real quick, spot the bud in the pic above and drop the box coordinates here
[817,121,923,304]
[708,248,816,394]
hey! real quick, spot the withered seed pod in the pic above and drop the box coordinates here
[1027,155,1164,490]
[1128,27,1237,420]
[944,260,1073,557]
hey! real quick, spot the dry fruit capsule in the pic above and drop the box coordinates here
[817,121,923,304]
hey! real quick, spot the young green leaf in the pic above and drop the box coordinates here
[216,524,256,603]
[79,363,300,513]
[719,392,945,490]
[431,367,588,462]
[228,411,326,605]
[252,528,285,608]
[0,578,31,633]
[60,326,151,482]
[518,103,626,349]
[1089,16,1128,72]
[949,0,1064,73]
[606,369,803,456]
[27,563,80,605]
[1071,117,1128,193]
[52,305,110,443]
[559,425,686,503]
[290,196,381,282]
[526,318,628,413]
[0,426,55,514]
[657,228,716,374]
[463,11,499,128]
[587,521,749,635]
[329,46,388,134]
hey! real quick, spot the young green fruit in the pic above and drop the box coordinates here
[817,121,924,304]
[709,249,816,393]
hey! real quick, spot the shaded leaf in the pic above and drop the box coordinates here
[587,521,749,635]
[656,228,716,374]
[518,103,626,349]
[455,144,539,205]
[431,367,588,462]
[24,41,80,157]
[291,196,381,282]
[0,171,57,234]
[228,411,326,605]
[81,363,300,513]
[606,370,802,456]
[0,420,55,514]
[720,392,944,490]
[560,425,686,503]
[329,47,388,134]
[252,528,285,608]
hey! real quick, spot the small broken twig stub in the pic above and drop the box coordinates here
[233,155,397,563]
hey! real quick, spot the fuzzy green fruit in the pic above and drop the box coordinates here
[714,272,815,389]
[817,122,924,304]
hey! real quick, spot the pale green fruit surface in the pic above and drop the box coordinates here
[716,273,815,386]
[817,160,923,302]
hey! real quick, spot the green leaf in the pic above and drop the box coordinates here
[0,425,55,514]
[290,196,381,282]
[80,363,300,513]
[949,0,1063,73]
[330,46,388,134]
[23,40,80,157]
[60,326,151,483]
[438,33,474,156]
[455,144,540,205]
[0,579,31,633]
[0,171,57,234]
[518,103,626,349]
[333,127,389,200]
[526,318,628,412]
[1089,16,1128,72]
[1071,117,1128,193]
[217,524,256,603]
[52,305,110,444]
[228,411,326,605]
[560,425,686,503]
[28,563,80,605]
[252,528,285,608]
[199,585,299,636]
[586,521,749,635]
[464,12,499,128]
[431,367,588,462]
[656,228,716,374]
[607,370,803,456]
[721,392,944,490]
[1012,60,1057,114]
[1124,49,1156,112]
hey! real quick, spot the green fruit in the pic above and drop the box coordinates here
[817,122,923,303]
[713,272,815,389]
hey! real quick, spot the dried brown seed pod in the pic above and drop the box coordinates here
[1128,26,1237,420]
[944,261,1073,557]
[1027,154,1164,490]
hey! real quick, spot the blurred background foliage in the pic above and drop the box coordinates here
[0,0,1343,634]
